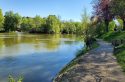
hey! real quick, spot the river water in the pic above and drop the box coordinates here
[0,33,84,82]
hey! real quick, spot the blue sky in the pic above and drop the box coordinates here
[0,0,92,21]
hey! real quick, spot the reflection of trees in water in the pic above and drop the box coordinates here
[64,41,76,45]
[0,38,4,48]
[0,33,80,51]
[61,34,76,39]
[39,34,61,50]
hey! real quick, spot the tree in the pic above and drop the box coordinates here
[21,17,31,31]
[14,13,22,31]
[74,22,82,34]
[46,15,60,34]
[61,21,77,34]
[92,0,112,32]
[29,15,44,33]
[81,9,90,34]
[110,0,125,30]
[81,9,96,49]
[34,15,42,28]
[0,9,4,31]
[4,11,21,32]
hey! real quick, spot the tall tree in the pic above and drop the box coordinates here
[0,9,4,31]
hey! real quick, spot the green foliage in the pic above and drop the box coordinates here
[46,15,60,34]
[33,15,43,28]
[20,15,80,34]
[8,75,23,82]
[95,21,106,37]
[0,9,4,31]
[81,9,90,39]
[100,31,125,42]
[1,8,84,34]
[61,21,78,34]
[117,18,124,30]
[21,17,32,31]
[21,16,45,33]
[109,20,115,31]
[75,22,82,34]
[93,0,125,44]
[81,9,96,48]
[4,11,21,32]
[0,8,84,34]
[81,9,90,35]
[110,0,125,18]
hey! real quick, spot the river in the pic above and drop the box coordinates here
[0,32,84,82]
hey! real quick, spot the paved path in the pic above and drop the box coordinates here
[54,40,125,82]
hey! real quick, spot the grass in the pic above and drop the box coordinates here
[99,31,125,42]
[58,41,99,75]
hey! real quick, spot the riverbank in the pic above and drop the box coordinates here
[53,40,125,82]
[53,41,99,82]
[60,41,98,74]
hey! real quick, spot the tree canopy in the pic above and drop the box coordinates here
[4,11,21,32]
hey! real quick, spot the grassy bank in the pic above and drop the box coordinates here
[57,41,99,75]
[99,31,125,42]
[99,31,125,72]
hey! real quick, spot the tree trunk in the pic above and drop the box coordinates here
[123,19,125,30]
[105,19,109,32]
[104,5,109,32]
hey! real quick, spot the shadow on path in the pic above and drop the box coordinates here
[54,40,125,82]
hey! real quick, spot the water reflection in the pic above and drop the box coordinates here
[0,33,84,82]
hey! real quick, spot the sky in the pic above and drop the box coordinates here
[0,0,92,21]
